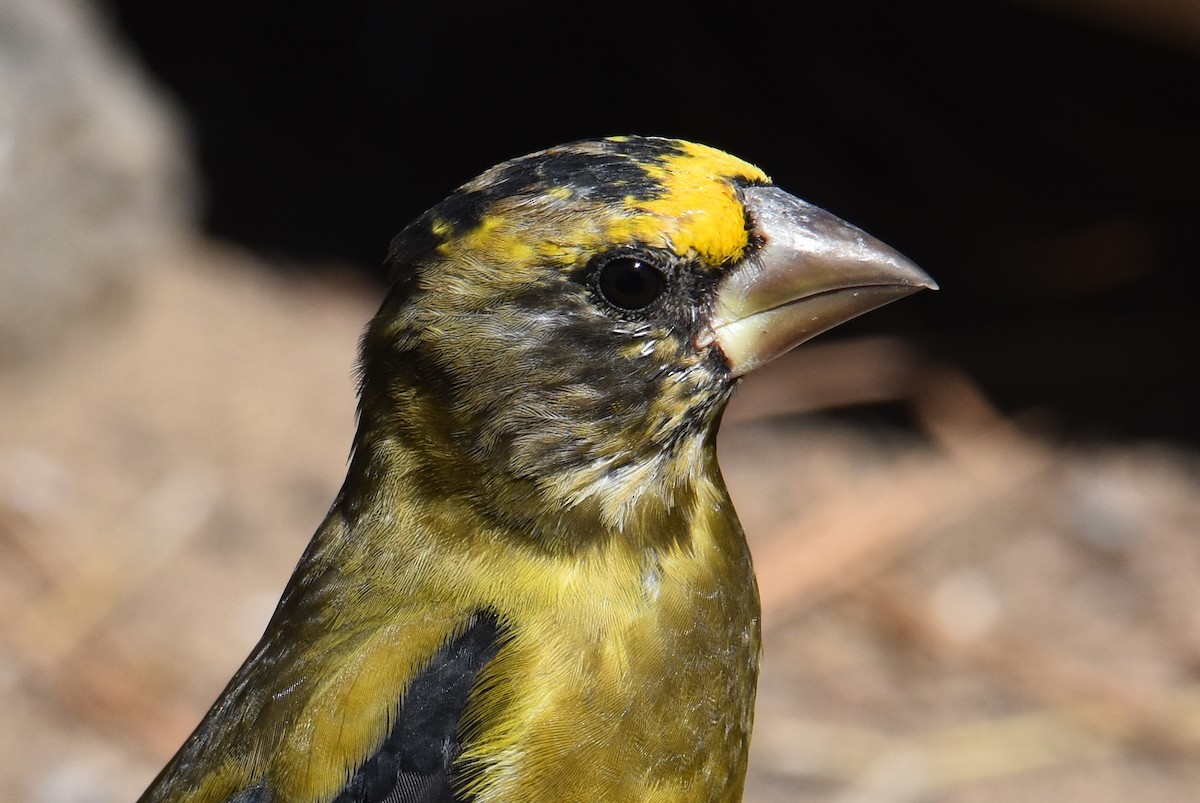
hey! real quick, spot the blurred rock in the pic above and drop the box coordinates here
[0,0,195,367]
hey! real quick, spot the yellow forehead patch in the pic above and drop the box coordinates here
[432,139,771,279]
[616,140,769,266]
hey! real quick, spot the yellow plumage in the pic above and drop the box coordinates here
[138,136,933,803]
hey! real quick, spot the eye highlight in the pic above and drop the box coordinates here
[595,256,667,311]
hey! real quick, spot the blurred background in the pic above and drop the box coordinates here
[1,0,1198,800]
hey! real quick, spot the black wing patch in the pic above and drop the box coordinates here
[330,610,503,803]
[225,783,272,803]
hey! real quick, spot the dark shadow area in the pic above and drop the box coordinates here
[99,0,1200,441]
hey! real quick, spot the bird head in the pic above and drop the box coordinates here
[355,137,934,550]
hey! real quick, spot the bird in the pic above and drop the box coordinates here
[137,136,935,803]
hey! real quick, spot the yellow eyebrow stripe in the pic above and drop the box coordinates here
[618,140,769,265]
[434,139,771,276]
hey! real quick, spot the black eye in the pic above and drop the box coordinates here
[595,256,667,311]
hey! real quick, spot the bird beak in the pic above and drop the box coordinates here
[703,185,938,376]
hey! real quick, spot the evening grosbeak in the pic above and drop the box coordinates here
[138,136,935,803]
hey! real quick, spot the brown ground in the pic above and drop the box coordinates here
[1,243,1198,802]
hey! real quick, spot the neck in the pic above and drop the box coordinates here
[343,340,730,557]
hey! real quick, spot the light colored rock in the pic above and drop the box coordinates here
[0,0,196,366]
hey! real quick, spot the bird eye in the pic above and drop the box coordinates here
[595,256,667,311]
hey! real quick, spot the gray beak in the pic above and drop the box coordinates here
[702,185,937,376]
